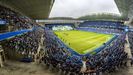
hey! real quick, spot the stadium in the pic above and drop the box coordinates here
[0,0,133,75]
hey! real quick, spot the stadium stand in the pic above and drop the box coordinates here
[44,22,128,74]
[77,21,127,34]
[128,31,133,55]
[0,3,132,75]
[78,21,125,28]
[0,27,44,61]
[0,5,44,61]
[43,27,128,74]
[0,5,38,33]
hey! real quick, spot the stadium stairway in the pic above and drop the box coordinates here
[125,34,132,66]
[0,46,4,67]
[34,34,45,63]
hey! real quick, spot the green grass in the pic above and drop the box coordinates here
[54,30,113,55]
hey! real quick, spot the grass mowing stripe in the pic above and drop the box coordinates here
[83,35,112,53]
[68,34,109,45]
[76,35,109,53]
[59,33,106,43]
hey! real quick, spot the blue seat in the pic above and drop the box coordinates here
[20,57,32,63]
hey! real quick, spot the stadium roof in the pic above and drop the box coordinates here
[0,0,54,19]
[114,0,133,18]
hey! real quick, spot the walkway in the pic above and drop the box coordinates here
[125,34,132,66]
[0,60,133,75]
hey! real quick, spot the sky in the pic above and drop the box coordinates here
[49,0,120,18]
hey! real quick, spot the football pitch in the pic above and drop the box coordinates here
[54,30,113,55]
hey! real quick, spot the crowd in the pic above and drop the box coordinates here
[0,5,37,33]
[43,28,128,75]
[79,21,125,29]
[77,27,124,34]
[44,30,82,74]
[85,33,127,73]
[0,5,45,61]
[0,4,129,75]
[77,21,127,34]
[127,30,133,66]
[128,31,133,55]
[0,27,44,60]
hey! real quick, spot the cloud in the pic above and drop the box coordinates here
[49,0,120,18]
